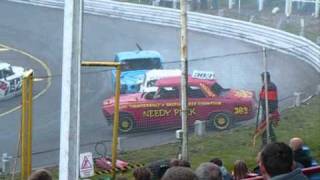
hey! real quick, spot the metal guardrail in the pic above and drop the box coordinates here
[8,0,320,72]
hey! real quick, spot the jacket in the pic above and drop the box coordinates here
[271,168,308,180]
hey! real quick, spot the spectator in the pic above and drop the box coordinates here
[195,162,222,180]
[232,160,252,180]
[28,169,52,180]
[254,72,280,147]
[289,137,312,168]
[210,158,232,180]
[170,158,191,168]
[259,142,308,180]
[133,167,152,180]
[162,167,198,180]
[147,159,170,180]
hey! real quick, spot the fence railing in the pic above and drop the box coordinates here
[9,0,320,72]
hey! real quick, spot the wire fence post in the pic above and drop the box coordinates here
[20,70,34,180]
[262,48,270,145]
[180,0,189,161]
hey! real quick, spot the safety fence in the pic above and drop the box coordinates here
[8,0,320,72]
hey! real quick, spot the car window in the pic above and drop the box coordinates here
[4,68,14,77]
[154,87,179,99]
[0,70,3,79]
[122,58,161,71]
[147,80,157,87]
[211,82,224,96]
[188,86,205,98]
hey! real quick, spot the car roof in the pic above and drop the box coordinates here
[145,69,181,80]
[0,62,10,70]
[115,50,162,61]
[156,75,217,87]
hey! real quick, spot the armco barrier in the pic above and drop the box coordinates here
[8,0,320,72]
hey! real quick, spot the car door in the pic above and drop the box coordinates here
[141,86,180,129]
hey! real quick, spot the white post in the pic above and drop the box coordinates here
[228,0,233,9]
[316,84,320,95]
[59,0,83,179]
[262,48,270,144]
[300,18,305,36]
[238,0,241,14]
[285,0,292,17]
[180,0,189,161]
[294,92,302,107]
[258,0,263,11]
[316,0,319,18]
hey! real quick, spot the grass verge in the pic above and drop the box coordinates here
[6,95,318,179]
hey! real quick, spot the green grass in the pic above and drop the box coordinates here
[111,95,319,178]
[5,96,318,179]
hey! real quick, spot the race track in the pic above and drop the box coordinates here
[0,1,319,167]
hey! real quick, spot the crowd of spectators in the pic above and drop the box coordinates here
[26,137,317,180]
[122,137,317,180]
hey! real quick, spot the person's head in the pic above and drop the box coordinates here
[162,167,198,180]
[170,159,191,168]
[289,137,304,151]
[133,167,152,180]
[261,72,271,83]
[209,158,223,167]
[260,142,294,177]
[233,160,248,180]
[28,169,52,180]
[147,159,170,179]
[195,162,222,180]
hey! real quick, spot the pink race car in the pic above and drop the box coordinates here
[102,75,257,133]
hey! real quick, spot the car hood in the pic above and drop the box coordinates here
[103,93,142,106]
[120,70,146,85]
[225,89,255,100]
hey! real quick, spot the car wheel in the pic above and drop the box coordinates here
[209,112,232,130]
[119,114,135,133]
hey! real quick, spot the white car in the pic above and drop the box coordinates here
[139,69,181,93]
[0,62,24,101]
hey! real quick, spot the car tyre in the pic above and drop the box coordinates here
[119,113,135,133]
[209,112,232,130]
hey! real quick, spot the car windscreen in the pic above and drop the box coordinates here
[122,58,161,71]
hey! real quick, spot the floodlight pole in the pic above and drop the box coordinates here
[262,48,270,144]
[59,0,83,179]
[180,0,189,161]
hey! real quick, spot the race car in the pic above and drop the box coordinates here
[0,62,24,101]
[139,69,181,93]
[112,50,163,94]
[102,75,257,133]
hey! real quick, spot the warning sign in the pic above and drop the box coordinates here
[79,152,94,178]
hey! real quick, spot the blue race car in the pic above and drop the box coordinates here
[112,50,163,94]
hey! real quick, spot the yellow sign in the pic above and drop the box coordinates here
[234,106,248,115]
[142,108,197,118]
[143,109,172,118]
